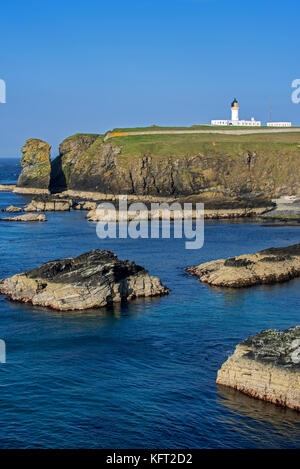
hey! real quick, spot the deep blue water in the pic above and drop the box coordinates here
[0,158,299,448]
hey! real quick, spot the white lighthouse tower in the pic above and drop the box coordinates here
[211,98,261,126]
[231,98,239,125]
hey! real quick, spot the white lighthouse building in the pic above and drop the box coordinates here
[231,98,239,124]
[211,99,261,126]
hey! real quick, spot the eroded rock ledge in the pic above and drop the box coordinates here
[0,250,168,311]
[217,327,300,411]
[186,243,300,287]
[0,213,46,222]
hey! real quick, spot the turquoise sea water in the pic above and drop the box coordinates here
[0,158,299,448]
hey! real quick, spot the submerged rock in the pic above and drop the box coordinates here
[0,213,46,222]
[217,327,300,411]
[186,243,300,287]
[17,139,51,189]
[0,250,169,311]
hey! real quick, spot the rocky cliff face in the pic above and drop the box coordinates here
[0,249,168,311]
[217,327,300,411]
[17,139,51,189]
[187,243,300,287]
[17,133,300,200]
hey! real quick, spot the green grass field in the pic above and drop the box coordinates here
[111,125,300,132]
[109,132,300,161]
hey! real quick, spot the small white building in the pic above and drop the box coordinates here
[267,122,292,127]
[211,99,261,126]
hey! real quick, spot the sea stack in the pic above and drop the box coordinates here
[16,138,51,191]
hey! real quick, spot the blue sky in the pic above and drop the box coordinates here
[0,0,299,157]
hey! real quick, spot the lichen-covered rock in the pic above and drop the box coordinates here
[217,327,300,411]
[0,250,169,311]
[186,243,300,287]
[17,139,51,189]
[0,213,46,222]
[50,134,100,192]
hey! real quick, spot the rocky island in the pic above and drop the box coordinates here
[0,250,168,311]
[217,327,300,411]
[186,243,300,287]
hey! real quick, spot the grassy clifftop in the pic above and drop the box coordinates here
[111,132,300,161]
[47,130,300,198]
[19,129,300,199]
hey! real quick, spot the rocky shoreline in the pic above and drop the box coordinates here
[0,250,168,311]
[0,213,46,222]
[86,205,270,222]
[186,243,300,288]
[0,185,274,219]
[217,327,300,411]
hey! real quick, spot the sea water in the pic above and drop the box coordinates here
[0,158,299,448]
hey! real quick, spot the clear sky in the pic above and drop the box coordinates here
[1,0,299,157]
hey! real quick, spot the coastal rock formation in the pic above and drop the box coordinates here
[217,327,300,411]
[262,196,300,221]
[86,205,270,222]
[0,213,46,222]
[49,134,100,192]
[4,205,22,213]
[16,132,300,204]
[73,201,97,210]
[51,133,299,198]
[17,139,51,189]
[23,197,96,212]
[32,133,300,197]
[0,184,16,192]
[24,198,72,212]
[186,243,300,287]
[0,250,168,311]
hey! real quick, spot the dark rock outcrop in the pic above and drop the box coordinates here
[17,139,51,189]
[217,327,300,410]
[0,250,169,311]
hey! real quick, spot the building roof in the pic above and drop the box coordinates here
[231,98,238,107]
